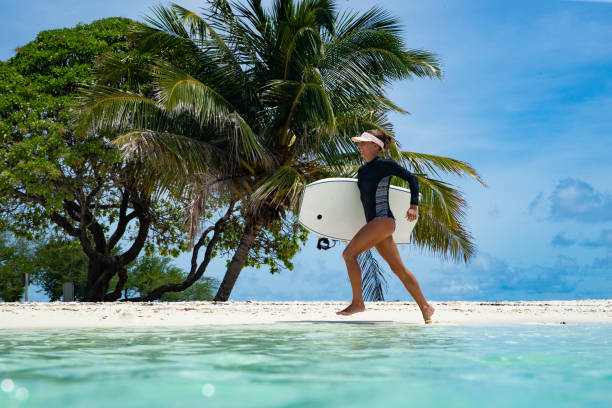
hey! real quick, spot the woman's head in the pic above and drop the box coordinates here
[351,129,392,153]
[365,129,392,151]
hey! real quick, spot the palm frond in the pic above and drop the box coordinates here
[312,137,360,172]
[251,164,305,209]
[142,4,191,40]
[335,109,394,138]
[111,129,246,239]
[314,164,359,179]
[171,3,246,78]
[394,175,475,262]
[321,15,442,101]
[396,151,487,187]
[295,0,336,35]
[280,0,337,78]
[418,176,465,225]
[322,29,409,82]
[227,111,274,168]
[152,61,270,165]
[262,79,335,145]
[111,130,225,200]
[359,248,389,301]
[92,52,154,93]
[333,6,402,39]
[180,179,240,239]
[214,0,272,67]
[303,108,394,171]
[76,85,166,136]
[412,202,476,263]
[283,25,321,79]
[131,4,248,100]
[401,49,442,80]
[153,60,234,119]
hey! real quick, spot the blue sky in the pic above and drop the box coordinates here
[2,0,611,301]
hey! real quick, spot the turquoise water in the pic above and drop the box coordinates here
[0,323,611,407]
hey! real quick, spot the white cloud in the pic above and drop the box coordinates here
[549,178,612,222]
[423,252,610,301]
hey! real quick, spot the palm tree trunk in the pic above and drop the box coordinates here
[213,219,262,301]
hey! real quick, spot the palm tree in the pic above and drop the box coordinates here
[78,0,486,301]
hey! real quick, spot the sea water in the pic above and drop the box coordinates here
[0,323,610,407]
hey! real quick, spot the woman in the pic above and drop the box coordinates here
[336,129,436,324]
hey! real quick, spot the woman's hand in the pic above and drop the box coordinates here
[406,205,418,222]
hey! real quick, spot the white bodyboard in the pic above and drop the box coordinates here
[298,178,418,244]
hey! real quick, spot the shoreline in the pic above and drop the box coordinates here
[1,300,611,329]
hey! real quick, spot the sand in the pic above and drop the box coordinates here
[0,300,611,329]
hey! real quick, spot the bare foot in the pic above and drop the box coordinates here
[422,303,435,324]
[336,302,366,316]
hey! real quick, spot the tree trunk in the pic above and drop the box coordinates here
[85,261,106,301]
[126,201,236,302]
[68,193,151,302]
[105,267,128,301]
[213,219,263,301]
[85,262,119,302]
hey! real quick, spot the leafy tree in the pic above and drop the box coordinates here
[30,236,90,301]
[0,16,310,303]
[80,0,486,302]
[0,230,216,302]
[124,255,218,301]
[0,18,191,301]
[215,205,309,274]
[0,232,36,301]
[0,232,90,302]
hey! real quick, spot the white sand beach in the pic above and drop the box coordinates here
[0,300,611,329]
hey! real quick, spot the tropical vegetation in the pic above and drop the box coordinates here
[79,0,486,301]
[0,15,306,302]
[0,18,193,301]
[0,231,218,301]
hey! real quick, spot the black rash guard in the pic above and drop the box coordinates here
[357,156,419,222]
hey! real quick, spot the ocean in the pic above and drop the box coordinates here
[1,323,610,407]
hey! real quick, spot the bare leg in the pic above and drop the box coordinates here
[337,218,395,316]
[375,235,435,323]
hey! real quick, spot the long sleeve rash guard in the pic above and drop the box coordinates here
[356,156,419,222]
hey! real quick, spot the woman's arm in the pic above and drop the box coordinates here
[379,159,419,206]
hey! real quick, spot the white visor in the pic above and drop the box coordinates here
[351,131,384,149]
